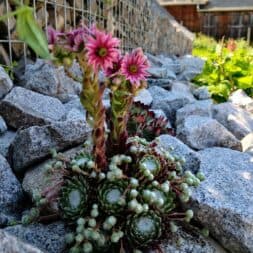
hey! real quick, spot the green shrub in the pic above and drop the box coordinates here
[193,35,253,102]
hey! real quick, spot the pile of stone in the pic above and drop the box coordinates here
[0,54,253,253]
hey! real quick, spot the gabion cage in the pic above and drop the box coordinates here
[0,0,154,65]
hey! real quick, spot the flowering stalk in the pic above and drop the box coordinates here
[108,79,133,154]
[108,79,146,155]
[107,48,149,154]
[78,54,107,171]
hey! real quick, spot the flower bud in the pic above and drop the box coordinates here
[130,189,138,198]
[77,218,85,226]
[130,178,139,188]
[185,209,194,219]
[99,172,106,180]
[83,242,93,253]
[143,204,149,212]
[130,145,138,154]
[107,216,117,226]
[87,160,95,169]
[170,222,178,233]
[196,172,205,181]
[135,204,143,214]
[152,181,159,187]
[88,218,96,228]
[75,234,84,243]
[65,233,75,244]
[91,209,99,218]
[128,199,138,210]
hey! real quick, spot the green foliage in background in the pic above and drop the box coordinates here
[0,3,51,60]
[193,34,253,103]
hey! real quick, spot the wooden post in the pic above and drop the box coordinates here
[247,27,251,45]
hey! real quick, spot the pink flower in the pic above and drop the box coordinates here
[121,48,150,86]
[104,55,123,77]
[47,27,62,45]
[66,27,88,52]
[86,28,120,71]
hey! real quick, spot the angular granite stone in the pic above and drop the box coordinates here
[212,102,253,140]
[156,134,200,173]
[0,87,66,129]
[177,116,242,151]
[0,230,43,253]
[191,147,253,253]
[4,222,67,253]
[10,120,91,172]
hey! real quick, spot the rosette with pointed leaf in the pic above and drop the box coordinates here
[127,102,174,141]
[139,155,161,176]
[126,211,162,247]
[98,180,127,215]
[59,175,89,220]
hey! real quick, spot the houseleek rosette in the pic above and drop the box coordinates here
[126,211,162,247]
[139,155,161,177]
[98,180,127,215]
[59,175,89,220]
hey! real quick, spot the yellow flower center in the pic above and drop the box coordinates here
[129,64,138,74]
[98,47,108,57]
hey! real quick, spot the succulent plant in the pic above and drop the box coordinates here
[126,211,162,247]
[127,102,174,141]
[98,180,127,215]
[59,175,89,220]
[138,155,161,177]
[79,54,107,171]
[27,136,204,252]
[143,185,175,213]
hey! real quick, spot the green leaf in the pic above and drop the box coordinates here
[209,82,230,100]
[16,6,51,59]
[238,76,253,89]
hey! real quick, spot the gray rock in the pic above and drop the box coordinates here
[0,66,13,99]
[177,55,205,81]
[0,155,24,218]
[177,116,242,151]
[229,89,253,113]
[0,87,66,129]
[241,133,253,155]
[193,86,211,100]
[171,81,196,101]
[176,100,212,126]
[4,222,67,253]
[147,227,226,253]
[146,53,164,66]
[0,230,43,253]
[149,86,194,123]
[10,120,91,172]
[134,89,153,106]
[23,59,81,102]
[147,78,173,90]
[0,115,7,134]
[64,96,86,122]
[191,148,253,253]
[212,102,253,140]
[0,131,16,158]
[159,55,182,74]
[68,60,83,81]
[147,66,169,78]
[22,146,84,212]
[157,134,200,173]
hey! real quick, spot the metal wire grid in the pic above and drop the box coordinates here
[0,0,153,65]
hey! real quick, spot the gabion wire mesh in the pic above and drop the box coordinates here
[0,0,154,65]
